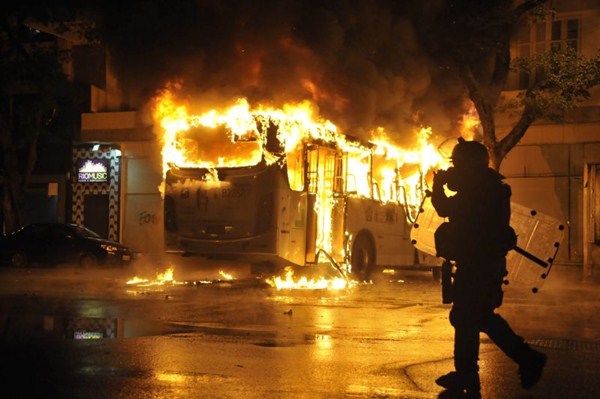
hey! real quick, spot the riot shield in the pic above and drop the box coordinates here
[411,196,565,293]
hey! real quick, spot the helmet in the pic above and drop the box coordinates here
[451,137,489,167]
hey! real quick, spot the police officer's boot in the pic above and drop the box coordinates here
[435,371,481,398]
[516,346,547,389]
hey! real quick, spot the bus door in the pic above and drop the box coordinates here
[305,145,337,263]
[330,152,348,263]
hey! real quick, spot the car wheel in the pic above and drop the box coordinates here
[78,253,98,268]
[351,234,376,281]
[11,251,28,268]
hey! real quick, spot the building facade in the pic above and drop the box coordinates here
[499,0,600,277]
[80,111,163,259]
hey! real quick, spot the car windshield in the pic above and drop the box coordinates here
[71,225,101,239]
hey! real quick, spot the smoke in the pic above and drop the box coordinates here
[95,0,469,144]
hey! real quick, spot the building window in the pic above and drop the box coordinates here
[515,17,580,89]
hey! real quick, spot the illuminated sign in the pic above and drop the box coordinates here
[77,159,109,183]
[74,331,104,339]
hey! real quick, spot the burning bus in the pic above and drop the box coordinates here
[152,91,447,280]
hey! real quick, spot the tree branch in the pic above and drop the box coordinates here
[514,0,549,19]
[498,103,536,157]
[456,61,498,145]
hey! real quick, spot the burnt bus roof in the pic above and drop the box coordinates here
[165,134,376,175]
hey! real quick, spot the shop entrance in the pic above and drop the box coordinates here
[84,194,109,238]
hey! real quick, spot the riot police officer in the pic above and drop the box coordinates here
[431,138,546,398]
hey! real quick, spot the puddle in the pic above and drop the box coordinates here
[1,314,338,350]
[0,314,296,343]
[0,314,198,341]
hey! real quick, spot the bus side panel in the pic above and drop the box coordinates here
[345,197,414,267]
[275,189,307,266]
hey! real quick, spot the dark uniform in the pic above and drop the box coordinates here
[431,139,546,397]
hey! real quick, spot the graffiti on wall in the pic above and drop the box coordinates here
[139,211,159,226]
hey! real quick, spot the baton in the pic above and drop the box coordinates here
[512,246,548,268]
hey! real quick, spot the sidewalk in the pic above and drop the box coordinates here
[410,342,600,398]
[461,262,600,398]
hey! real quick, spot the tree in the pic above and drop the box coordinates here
[426,0,600,171]
[0,3,87,233]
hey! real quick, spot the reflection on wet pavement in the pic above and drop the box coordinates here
[1,315,210,340]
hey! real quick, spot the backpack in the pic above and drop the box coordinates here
[434,221,516,262]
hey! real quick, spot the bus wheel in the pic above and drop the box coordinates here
[351,234,375,281]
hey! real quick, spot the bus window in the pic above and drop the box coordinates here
[307,148,318,194]
[286,146,305,191]
[323,150,335,194]
[334,153,346,195]
[172,125,262,168]
[372,154,398,202]
[306,146,336,195]
[346,152,371,198]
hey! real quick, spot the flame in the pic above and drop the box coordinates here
[151,86,452,282]
[127,266,177,286]
[152,95,263,175]
[156,267,174,282]
[151,88,449,210]
[370,126,447,212]
[266,266,351,290]
[126,276,148,285]
[218,270,234,280]
[460,102,481,140]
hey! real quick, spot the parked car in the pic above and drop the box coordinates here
[0,223,132,268]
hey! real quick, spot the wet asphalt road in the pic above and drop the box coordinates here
[1,257,600,399]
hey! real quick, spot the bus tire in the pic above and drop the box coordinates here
[351,234,376,281]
